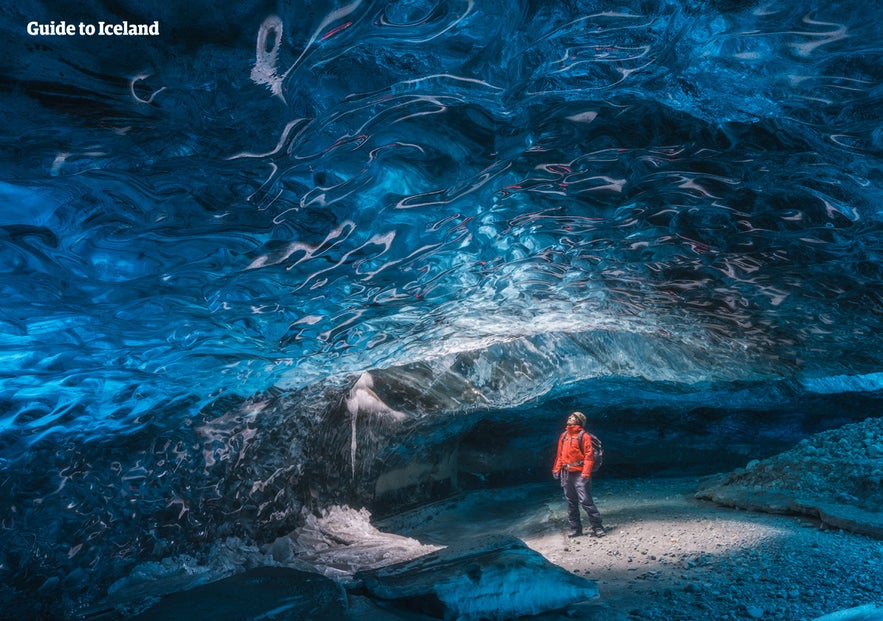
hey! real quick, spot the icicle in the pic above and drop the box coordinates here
[346,382,360,479]
[350,400,358,479]
[345,372,406,479]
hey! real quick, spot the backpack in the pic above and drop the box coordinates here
[561,430,604,472]
[586,432,604,472]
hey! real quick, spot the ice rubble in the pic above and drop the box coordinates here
[102,505,436,601]
[697,416,883,538]
[101,506,598,621]
[286,505,599,621]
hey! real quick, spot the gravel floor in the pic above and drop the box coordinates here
[380,477,883,621]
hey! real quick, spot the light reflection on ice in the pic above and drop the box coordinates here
[289,505,440,578]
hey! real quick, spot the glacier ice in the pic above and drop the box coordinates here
[127,567,347,621]
[289,504,440,578]
[1,0,882,445]
[346,372,407,477]
[357,534,599,621]
[801,372,883,395]
[812,604,883,621]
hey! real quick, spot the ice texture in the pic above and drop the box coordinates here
[288,505,441,577]
[127,567,347,621]
[1,0,882,444]
[357,534,599,620]
[812,604,883,621]
[1,0,883,617]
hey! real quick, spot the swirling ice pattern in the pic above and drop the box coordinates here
[4,0,881,441]
[0,0,882,612]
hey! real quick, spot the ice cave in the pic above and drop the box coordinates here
[1,1,882,619]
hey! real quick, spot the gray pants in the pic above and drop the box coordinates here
[560,470,603,531]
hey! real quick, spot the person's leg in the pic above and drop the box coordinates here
[561,470,582,534]
[575,476,604,533]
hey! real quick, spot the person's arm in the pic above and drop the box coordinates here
[552,433,564,477]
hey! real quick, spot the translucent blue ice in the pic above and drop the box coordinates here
[1,0,881,442]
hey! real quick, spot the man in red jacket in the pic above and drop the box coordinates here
[552,411,605,538]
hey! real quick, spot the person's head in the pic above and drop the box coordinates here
[566,411,586,427]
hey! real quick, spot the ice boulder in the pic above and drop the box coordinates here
[812,603,883,621]
[127,566,347,621]
[356,534,598,620]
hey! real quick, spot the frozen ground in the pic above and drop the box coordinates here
[93,476,882,621]
[696,417,883,539]
[377,477,883,621]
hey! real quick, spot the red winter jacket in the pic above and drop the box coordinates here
[553,425,594,478]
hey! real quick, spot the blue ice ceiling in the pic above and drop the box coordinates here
[2,0,882,447]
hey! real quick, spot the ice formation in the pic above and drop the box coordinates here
[812,604,883,621]
[357,534,599,621]
[346,372,407,477]
[126,567,347,621]
[288,504,440,577]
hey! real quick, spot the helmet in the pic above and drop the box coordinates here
[569,411,586,426]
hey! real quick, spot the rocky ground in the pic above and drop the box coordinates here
[379,477,883,621]
[89,417,883,620]
[543,478,881,621]
[88,476,882,621]
[377,416,883,621]
[695,416,883,539]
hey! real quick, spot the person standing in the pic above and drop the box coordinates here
[552,411,605,537]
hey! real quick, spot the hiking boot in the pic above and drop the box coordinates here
[592,526,606,538]
[567,528,583,538]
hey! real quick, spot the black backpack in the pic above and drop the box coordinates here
[561,430,604,472]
